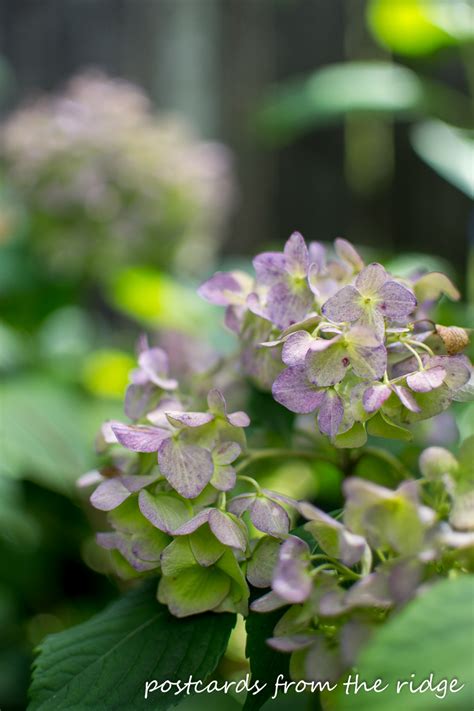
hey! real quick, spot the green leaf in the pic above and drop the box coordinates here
[337,576,474,710]
[367,412,412,441]
[244,603,290,711]
[29,579,236,711]
[411,121,474,198]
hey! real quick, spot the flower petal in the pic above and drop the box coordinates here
[249,497,290,537]
[209,509,248,551]
[158,439,214,499]
[284,231,309,278]
[321,285,362,323]
[407,365,446,393]
[138,490,192,534]
[317,391,344,437]
[198,271,250,306]
[138,348,178,389]
[112,423,170,452]
[272,365,325,414]
[282,330,315,366]
[363,384,392,413]
[253,252,286,284]
[272,536,312,604]
[266,280,314,330]
[335,238,364,272]
[165,411,214,428]
[393,384,421,413]
[90,478,131,511]
[378,280,416,320]
[305,337,348,387]
[355,263,387,295]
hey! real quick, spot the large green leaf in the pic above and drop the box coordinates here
[411,120,474,198]
[257,62,471,142]
[244,602,290,711]
[29,579,236,711]
[336,576,474,710]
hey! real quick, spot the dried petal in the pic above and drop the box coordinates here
[272,365,325,414]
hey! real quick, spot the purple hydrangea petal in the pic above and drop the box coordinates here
[266,280,314,331]
[427,355,470,391]
[210,465,236,491]
[227,494,255,516]
[138,348,178,390]
[138,490,192,534]
[305,337,348,387]
[146,398,184,427]
[227,410,251,427]
[317,391,344,437]
[172,508,212,535]
[213,442,241,466]
[111,423,170,452]
[282,330,315,366]
[272,535,312,604]
[308,241,326,271]
[158,438,214,499]
[198,271,247,306]
[90,479,131,511]
[321,285,363,323]
[268,635,316,652]
[335,238,364,272]
[363,384,392,413]
[355,263,388,295]
[124,383,156,420]
[272,365,325,414]
[407,365,446,393]
[253,252,286,284]
[249,497,290,537]
[250,590,288,612]
[378,280,417,320]
[119,474,161,493]
[247,537,282,588]
[246,292,271,321]
[347,332,387,381]
[209,509,248,551]
[392,384,421,413]
[165,411,214,428]
[355,307,385,342]
[284,231,309,278]
[77,470,104,488]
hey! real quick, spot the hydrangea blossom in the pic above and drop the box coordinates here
[200,233,471,443]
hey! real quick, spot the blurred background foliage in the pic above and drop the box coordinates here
[0,1,472,709]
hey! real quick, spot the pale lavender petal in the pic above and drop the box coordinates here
[247,292,271,321]
[227,410,251,427]
[321,285,362,323]
[308,241,326,271]
[138,348,178,390]
[363,384,392,413]
[272,536,312,604]
[209,509,247,551]
[407,366,446,393]
[227,494,255,516]
[124,383,155,420]
[198,272,245,306]
[138,490,192,534]
[207,388,226,415]
[349,341,387,381]
[224,304,244,333]
[266,280,314,330]
[378,280,416,320]
[158,439,214,499]
[90,478,130,511]
[172,508,211,535]
[210,465,236,491]
[355,263,387,295]
[428,355,470,391]
[253,252,286,284]
[317,391,344,437]
[284,231,309,277]
[213,442,241,465]
[305,337,348,387]
[165,411,214,428]
[393,384,421,413]
[77,470,104,488]
[282,330,314,366]
[268,635,316,652]
[250,590,288,612]
[335,238,364,271]
[112,423,170,452]
[272,365,325,414]
[119,474,161,493]
[147,398,183,426]
[249,497,290,537]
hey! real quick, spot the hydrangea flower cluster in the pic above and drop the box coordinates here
[1,72,233,276]
[81,340,297,618]
[200,232,471,444]
[250,437,474,683]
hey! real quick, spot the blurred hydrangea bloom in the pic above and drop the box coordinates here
[200,232,471,444]
[1,71,234,277]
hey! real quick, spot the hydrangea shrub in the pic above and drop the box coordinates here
[31,233,473,708]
